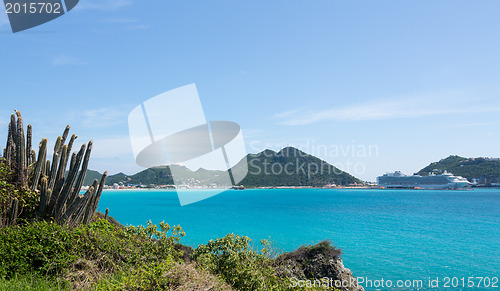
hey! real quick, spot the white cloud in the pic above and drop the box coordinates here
[90,136,133,158]
[447,122,497,128]
[276,91,500,125]
[76,0,133,11]
[52,55,87,66]
[72,107,128,129]
[126,24,150,31]
[103,18,137,24]
[100,17,149,31]
[274,108,308,119]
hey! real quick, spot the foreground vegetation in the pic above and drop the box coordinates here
[1,159,340,290]
[0,217,225,290]
[0,216,347,290]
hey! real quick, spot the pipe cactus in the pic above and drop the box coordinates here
[31,138,47,191]
[1,111,107,226]
[27,124,32,165]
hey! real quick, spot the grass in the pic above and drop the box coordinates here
[0,274,69,291]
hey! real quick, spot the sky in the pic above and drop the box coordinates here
[1,0,500,181]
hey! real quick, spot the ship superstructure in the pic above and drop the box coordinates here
[377,171,470,189]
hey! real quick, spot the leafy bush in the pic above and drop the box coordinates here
[0,219,344,290]
[283,240,342,266]
[0,162,39,224]
[0,220,77,278]
[95,261,175,290]
[192,233,288,290]
[0,218,185,289]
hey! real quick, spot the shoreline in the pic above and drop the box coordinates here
[95,186,379,191]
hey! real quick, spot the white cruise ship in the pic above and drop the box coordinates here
[377,171,470,189]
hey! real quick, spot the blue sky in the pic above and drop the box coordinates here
[1,0,500,181]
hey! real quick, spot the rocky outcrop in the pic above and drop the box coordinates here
[275,240,364,291]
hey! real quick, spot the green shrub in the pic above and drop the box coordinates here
[0,218,185,288]
[0,162,39,223]
[0,210,341,290]
[95,261,175,291]
[0,220,78,278]
[192,233,288,290]
[283,240,342,267]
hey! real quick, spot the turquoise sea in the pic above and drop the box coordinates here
[98,188,500,290]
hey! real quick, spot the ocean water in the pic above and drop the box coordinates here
[98,188,500,290]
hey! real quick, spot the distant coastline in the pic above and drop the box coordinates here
[91,185,378,191]
[82,151,500,192]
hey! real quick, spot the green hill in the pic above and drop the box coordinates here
[82,169,107,186]
[117,167,174,186]
[84,147,361,187]
[235,147,361,187]
[418,155,500,184]
[105,172,129,185]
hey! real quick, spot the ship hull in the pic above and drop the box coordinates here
[377,172,470,190]
[380,182,469,190]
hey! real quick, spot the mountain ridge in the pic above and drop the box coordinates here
[83,146,361,187]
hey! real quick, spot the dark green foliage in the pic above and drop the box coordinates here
[115,167,174,186]
[0,214,345,290]
[418,155,500,184]
[0,220,80,277]
[0,162,38,226]
[0,219,185,286]
[192,233,289,290]
[82,169,108,186]
[238,147,361,187]
[276,240,342,269]
[273,241,348,290]
[89,146,361,188]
